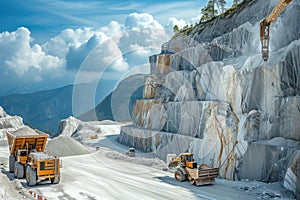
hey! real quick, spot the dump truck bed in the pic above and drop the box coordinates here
[7,129,48,156]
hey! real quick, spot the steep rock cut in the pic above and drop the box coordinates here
[118,0,300,196]
[0,106,24,145]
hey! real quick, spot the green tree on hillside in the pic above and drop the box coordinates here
[201,0,218,22]
[173,25,179,33]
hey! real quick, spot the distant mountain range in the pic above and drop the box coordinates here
[79,74,145,122]
[0,74,145,135]
[0,85,74,135]
[0,82,114,135]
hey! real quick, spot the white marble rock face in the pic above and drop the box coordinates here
[119,0,300,196]
[0,106,24,143]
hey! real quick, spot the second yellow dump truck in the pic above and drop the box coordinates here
[7,127,61,186]
[168,153,219,186]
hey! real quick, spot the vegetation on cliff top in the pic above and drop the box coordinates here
[173,0,250,36]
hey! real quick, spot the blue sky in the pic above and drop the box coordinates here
[0,0,212,42]
[0,0,234,98]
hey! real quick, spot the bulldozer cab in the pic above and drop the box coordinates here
[180,153,197,169]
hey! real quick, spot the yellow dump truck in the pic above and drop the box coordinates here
[7,127,61,186]
[168,153,219,186]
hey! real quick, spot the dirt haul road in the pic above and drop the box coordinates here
[1,144,290,200]
[0,123,295,200]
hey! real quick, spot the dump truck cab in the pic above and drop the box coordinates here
[26,152,61,186]
[16,149,28,164]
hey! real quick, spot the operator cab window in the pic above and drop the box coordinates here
[186,156,192,162]
[181,155,185,162]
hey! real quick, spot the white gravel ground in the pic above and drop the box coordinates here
[0,121,297,200]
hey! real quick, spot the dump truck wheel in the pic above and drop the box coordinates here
[14,162,25,178]
[9,155,15,173]
[14,162,18,178]
[26,165,37,186]
[18,163,25,178]
[175,170,185,182]
[51,175,60,184]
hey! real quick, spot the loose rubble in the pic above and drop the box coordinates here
[45,135,90,157]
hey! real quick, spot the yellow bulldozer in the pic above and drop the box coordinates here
[7,128,61,186]
[168,153,219,186]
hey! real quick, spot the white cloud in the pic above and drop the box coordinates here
[79,38,128,72]
[168,17,187,29]
[73,12,168,78]
[119,28,167,51]
[125,13,164,29]
[0,12,171,94]
[42,27,95,58]
[190,15,202,25]
[0,27,64,77]
[119,13,168,55]
[167,14,202,30]
[110,57,130,72]
[99,21,122,38]
[122,44,159,67]
[66,32,108,70]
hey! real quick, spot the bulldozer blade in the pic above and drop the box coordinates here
[168,160,180,168]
